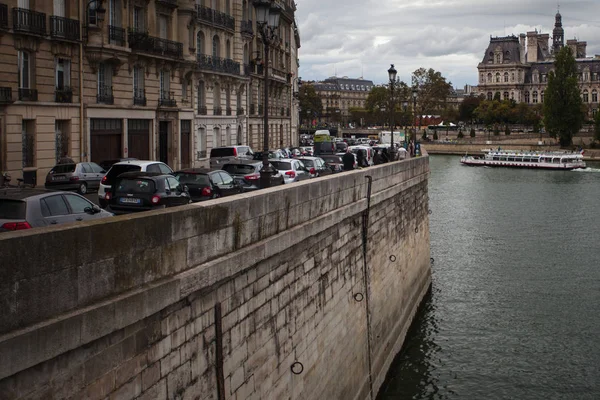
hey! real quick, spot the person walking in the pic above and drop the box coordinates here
[342,149,355,171]
[381,148,389,163]
[373,150,383,165]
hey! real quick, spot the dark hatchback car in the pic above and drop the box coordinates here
[173,169,242,202]
[105,172,190,214]
[45,162,106,195]
[320,155,345,173]
[0,188,112,232]
[221,161,284,191]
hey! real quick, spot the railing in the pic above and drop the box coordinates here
[157,0,178,7]
[55,87,73,103]
[0,4,10,30]
[109,25,126,46]
[128,30,183,58]
[226,107,232,116]
[241,20,253,36]
[250,104,255,114]
[13,8,46,36]
[271,67,287,81]
[0,87,12,103]
[133,88,146,106]
[18,88,37,101]
[97,85,114,104]
[159,91,176,107]
[195,5,234,31]
[196,54,240,75]
[198,105,207,115]
[237,107,244,115]
[50,16,79,41]
[214,106,222,116]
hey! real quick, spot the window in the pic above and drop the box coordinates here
[198,80,205,108]
[495,73,500,83]
[160,70,169,98]
[19,0,29,8]
[532,91,538,103]
[541,91,544,103]
[133,7,145,32]
[182,79,188,100]
[133,66,144,98]
[55,58,70,90]
[166,177,180,190]
[159,163,172,174]
[525,91,530,103]
[54,0,65,17]
[97,63,113,97]
[197,31,204,56]
[496,53,501,63]
[158,15,168,39]
[64,194,93,214]
[109,0,121,27]
[88,0,97,25]
[226,39,231,59]
[503,92,509,100]
[198,127,207,158]
[504,72,508,83]
[583,90,589,103]
[593,90,598,103]
[22,120,34,168]
[18,51,30,89]
[219,172,233,185]
[41,196,69,217]
[487,92,492,101]
[511,72,515,82]
[212,35,220,58]
[487,73,492,83]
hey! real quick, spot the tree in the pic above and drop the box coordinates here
[298,84,322,125]
[505,125,511,135]
[459,95,484,123]
[412,68,452,127]
[595,111,600,142]
[543,46,584,147]
[365,86,389,112]
[470,128,476,137]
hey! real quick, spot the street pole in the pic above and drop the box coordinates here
[388,64,398,161]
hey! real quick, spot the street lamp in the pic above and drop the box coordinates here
[411,87,418,156]
[387,64,398,161]
[253,0,281,189]
[402,100,408,149]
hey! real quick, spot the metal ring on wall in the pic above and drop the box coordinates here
[389,255,397,262]
[291,361,304,375]
[430,257,435,264]
[353,293,364,302]
[415,226,419,233]
[428,209,433,215]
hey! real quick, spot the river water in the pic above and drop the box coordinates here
[377,155,600,400]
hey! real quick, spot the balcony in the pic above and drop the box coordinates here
[18,88,37,101]
[50,16,79,41]
[0,87,12,103]
[241,20,253,36]
[159,91,176,107]
[157,0,178,8]
[109,25,126,46]
[0,4,9,30]
[128,30,183,59]
[133,88,146,106]
[250,104,255,114]
[55,87,73,103]
[196,5,234,31]
[97,85,114,104]
[198,105,207,115]
[197,54,240,75]
[237,107,244,115]
[214,107,222,116]
[13,8,46,36]
[226,107,232,116]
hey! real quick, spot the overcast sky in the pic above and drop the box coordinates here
[295,0,600,88]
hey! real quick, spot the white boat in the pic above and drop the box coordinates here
[460,149,586,170]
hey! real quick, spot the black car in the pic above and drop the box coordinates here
[320,155,345,173]
[105,172,190,214]
[172,169,242,202]
[222,161,285,191]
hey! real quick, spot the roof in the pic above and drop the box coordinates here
[313,77,375,92]
[116,171,169,179]
[481,35,522,65]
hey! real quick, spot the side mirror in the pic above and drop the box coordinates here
[84,206,93,214]
[92,205,101,214]
[183,185,189,193]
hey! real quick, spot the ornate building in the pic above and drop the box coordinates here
[477,11,599,116]
[0,0,299,184]
[312,76,374,126]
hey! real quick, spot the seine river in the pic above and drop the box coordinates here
[378,155,600,400]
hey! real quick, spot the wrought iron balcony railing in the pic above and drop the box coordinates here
[195,5,234,31]
[157,0,178,7]
[159,91,176,107]
[128,30,183,58]
[0,4,10,30]
[18,88,38,101]
[50,16,79,41]
[13,7,46,36]
[109,25,126,46]
[214,106,222,116]
[197,54,240,75]
[55,87,73,103]
[133,88,146,106]
[0,87,12,103]
[237,107,244,115]
[97,85,114,104]
[241,20,253,36]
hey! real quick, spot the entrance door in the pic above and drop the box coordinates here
[90,119,122,163]
[159,121,169,164]
[128,119,150,160]
[180,120,191,169]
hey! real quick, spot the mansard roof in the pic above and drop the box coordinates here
[314,77,375,92]
[481,35,522,64]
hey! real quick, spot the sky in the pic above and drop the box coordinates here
[295,0,600,88]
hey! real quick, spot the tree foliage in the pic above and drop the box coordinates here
[412,68,452,123]
[473,99,541,127]
[298,84,323,123]
[543,46,584,147]
[459,95,485,122]
[595,111,600,142]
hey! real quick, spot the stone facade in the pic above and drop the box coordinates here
[0,157,431,400]
[0,0,299,183]
[477,11,599,117]
[311,77,374,126]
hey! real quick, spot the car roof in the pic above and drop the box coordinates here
[112,160,167,167]
[296,156,319,160]
[116,171,168,179]
[0,188,66,200]
[222,161,261,166]
[174,168,213,174]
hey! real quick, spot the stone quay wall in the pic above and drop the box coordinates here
[0,156,431,400]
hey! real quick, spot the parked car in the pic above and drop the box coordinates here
[209,145,254,169]
[300,146,314,156]
[221,161,284,191]
[97,160,173,208]
[0,188,112,232]
[98,158,138,172]
[44,162,106,195]
[173,169,242,202]
[296,156,332,178]
[252,149,286,160]
[335,142,348,153]
[270,159,311,184]
[105,172,190,214]
[320,155,345,173]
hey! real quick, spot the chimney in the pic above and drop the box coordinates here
[527,31,538,63]
[577,41,587,58]
[567,39,578,57]
[538,33,550,54]
[519,34,526,63]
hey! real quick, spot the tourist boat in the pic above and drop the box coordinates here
[460,149,586,170]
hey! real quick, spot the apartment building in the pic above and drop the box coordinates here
[0,0,299,184]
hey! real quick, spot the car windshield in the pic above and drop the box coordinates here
[115,178,156,194]
[0,200,26,219]
[300,159,315,167]
[106,165,142,182]
[223,164,256,175]
[210,148,235,157]
[174,173,210,185]
[271,161,292,171]
[322,156,342,163]
[50,164,76,173]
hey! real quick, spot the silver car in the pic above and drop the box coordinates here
[45,162,106,195]
[270,159,311,184]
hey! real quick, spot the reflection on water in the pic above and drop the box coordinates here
[377,155,600,400]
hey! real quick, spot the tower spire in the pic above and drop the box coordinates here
[552,6,564,53]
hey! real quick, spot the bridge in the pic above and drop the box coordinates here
[0,156,431,400]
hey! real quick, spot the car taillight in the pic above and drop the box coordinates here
[151,195,161,204]
[285,171,296,178]
[201,187,212,197]
[101,176,108,184]
[104,192,111,200]
[2,221,32,230]
[244,173,260,181]
[69,176,80,182]
[233,147,238,156]
[309,168,316,175]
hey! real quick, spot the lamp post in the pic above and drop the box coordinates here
[253,0,281,189]
[411,87,418,154]
[402,100,408,149]
[387,64,398,161]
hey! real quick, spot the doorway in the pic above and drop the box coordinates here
[159,121,169,164]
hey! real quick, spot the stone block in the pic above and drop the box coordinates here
[160,350,181,377]
[83,342,123,386]
[77,258,116,305]
[147,335,172,365]
[115,353,147,388]
[138,378,167,400]
[110,375,141,400]
[141,361,161,392]
[166,362,192,399]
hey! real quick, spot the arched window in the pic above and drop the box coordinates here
[487,92,493,101]
[480,74,484,83]
[541,91,545,103]
[212,35,220,58]
[532,91,538,103]
[496,54,501,64]
[525,91,530,103]
[511,72,515,82]
[226,39,231,59]
[583,90,589,103]
[487,73,492,83]
[495,72,500,83]
[592,89,598,103]
[196,31,204,56]
[503,92,509,100]
[504,72,509,83]
[214,126,221,147]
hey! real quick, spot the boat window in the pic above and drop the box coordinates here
[500,157,507,161]
[493,156,500,161]
[507,157,514,162]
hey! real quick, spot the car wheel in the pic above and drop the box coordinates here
[78,182,88,195]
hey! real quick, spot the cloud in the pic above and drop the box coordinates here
[296,0,600,87]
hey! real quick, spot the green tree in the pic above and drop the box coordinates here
[298,84,323,125]
[459,95,484,123]
[543,46,584,147]
[505,125,511,135]
[470,128,476,138]
[595,111,600,142]
[411,68,452,127]
[365,86,389,112]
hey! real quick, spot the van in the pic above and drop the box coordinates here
[210,146,254,169]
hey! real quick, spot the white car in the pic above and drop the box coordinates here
[98,160,173,208]
[269,159,311,184]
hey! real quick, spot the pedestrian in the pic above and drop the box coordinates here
[342,149,355,171]
[356,149,368,168]
[381,148,389,163]
[373,150,383,165]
